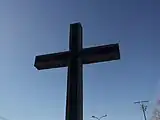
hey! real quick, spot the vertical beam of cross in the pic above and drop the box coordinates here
[66,23,83,120]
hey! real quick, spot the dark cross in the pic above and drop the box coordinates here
[34,22,120,120]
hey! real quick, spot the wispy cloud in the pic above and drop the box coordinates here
[0,116,9,120]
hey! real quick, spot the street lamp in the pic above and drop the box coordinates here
[91,114,107,120]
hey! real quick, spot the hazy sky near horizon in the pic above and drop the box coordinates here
[0,0,160,120]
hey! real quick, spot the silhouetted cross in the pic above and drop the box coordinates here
[34,22,120,120]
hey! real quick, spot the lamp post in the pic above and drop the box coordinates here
[91,114,107,120]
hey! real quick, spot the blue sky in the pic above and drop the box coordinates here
[0,0,160,120]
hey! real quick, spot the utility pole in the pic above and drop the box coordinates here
[91,114,107,120]
[134,100,149,120]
